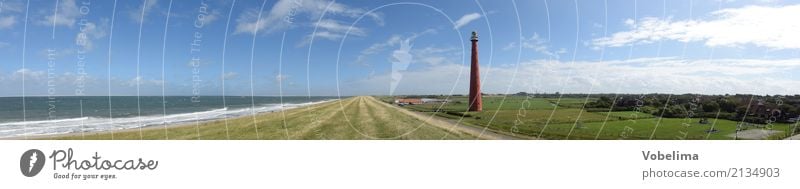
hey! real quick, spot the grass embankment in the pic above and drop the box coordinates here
[400,96,794,140]
[51,96,476,140]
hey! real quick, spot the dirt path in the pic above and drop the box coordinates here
[731,129,783,140]
[366,96,529,140]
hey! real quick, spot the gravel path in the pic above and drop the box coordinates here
[367,96,531,140]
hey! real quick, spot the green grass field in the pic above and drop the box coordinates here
[401,96,795,140]
[594,111,655,120]
[544,98,596,108]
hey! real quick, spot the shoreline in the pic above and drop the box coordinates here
[0,99,339,140]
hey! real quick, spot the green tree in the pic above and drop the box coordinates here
[718,98,737,112]
[778,104,798,115]
[702,101,720,112]
[665,105,687,117]
[589,96,614,108]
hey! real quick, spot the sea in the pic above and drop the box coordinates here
[0,96,339,138]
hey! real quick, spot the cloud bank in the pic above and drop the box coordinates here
[593,4,800,49]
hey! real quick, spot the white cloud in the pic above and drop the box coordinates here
[411,46,459,65]
[501,42,515,51]
[309,31,342,41]
[314,19,365,36]
[297,19,369,44]
[234,0,382,35]
[623,18,635,26]
[354,29,437,66]
[344,57,800,95]
[0,16,15,29]
[75,19,108,51]
[353,35,401,66]
[37,0,79,27]
[419,56,445,65]
[593,4,800,49]
[505,33,566,59]
[275,74,289,83]
[453,13,481,29]
[521,33,564,59]
[0,41,9,48]
[199,9,221,26]
[0,1,24,13]
[0,69,186,96]
[345,63,466,95]
[130,0,158,23]
[11,68,45,81]
[1,69,97,96]
[38,48,76,59]
[126,76,164,87]
[221,72,238,80]
[233,9,262,35]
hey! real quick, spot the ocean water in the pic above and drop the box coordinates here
[0,96,338,138]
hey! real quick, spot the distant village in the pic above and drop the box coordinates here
[579,93,800,124]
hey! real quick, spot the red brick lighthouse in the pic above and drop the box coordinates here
[468,31,483,112]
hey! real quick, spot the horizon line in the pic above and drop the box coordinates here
[2,93,799,98]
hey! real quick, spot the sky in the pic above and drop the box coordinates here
[0,0,799,97]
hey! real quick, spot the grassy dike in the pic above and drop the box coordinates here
[49,96,476,140]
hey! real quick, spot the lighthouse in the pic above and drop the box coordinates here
[468,31,482,112]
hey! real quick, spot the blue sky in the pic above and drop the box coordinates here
[0,0,799,96]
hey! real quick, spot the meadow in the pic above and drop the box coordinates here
[396,96,796,140]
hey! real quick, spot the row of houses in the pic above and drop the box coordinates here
[745,100,800,123]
